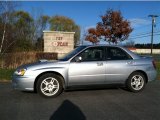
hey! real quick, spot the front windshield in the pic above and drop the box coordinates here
[59,46,86,61]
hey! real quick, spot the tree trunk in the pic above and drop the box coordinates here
[0,23,6,53]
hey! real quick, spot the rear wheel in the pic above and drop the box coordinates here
[127,72,146,92]
[36,73,63,98]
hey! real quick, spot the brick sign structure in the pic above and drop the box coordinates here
[43,31,75,58]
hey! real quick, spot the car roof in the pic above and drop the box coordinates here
[77,44,126,48]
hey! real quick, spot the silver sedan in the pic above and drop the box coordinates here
[12,45,157,98]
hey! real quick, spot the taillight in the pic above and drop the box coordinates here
[152,60,156,69]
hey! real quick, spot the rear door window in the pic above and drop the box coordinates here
[106,47,132,60]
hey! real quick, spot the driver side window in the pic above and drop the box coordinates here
[73,47,104,62]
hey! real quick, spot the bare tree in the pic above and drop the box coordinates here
[125,40,135,47]
[0,1,7,53]
[0,1,18,53]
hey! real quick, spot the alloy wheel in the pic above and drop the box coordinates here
[40,77,59,96]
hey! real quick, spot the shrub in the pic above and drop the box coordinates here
[1,52,58,69]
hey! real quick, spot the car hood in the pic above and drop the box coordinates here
[17,59,69,70]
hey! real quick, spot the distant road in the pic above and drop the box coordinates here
[0,80,160,120]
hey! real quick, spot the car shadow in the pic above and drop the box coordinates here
[65,84,125,92]
[21,91,36,94]
[50,99,86,120]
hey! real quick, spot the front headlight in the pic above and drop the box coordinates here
[14,68,27,76]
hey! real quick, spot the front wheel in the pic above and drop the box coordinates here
[127,72,146,92]
[36,73,63,98]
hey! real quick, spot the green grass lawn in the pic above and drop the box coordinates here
[0,69,15,81]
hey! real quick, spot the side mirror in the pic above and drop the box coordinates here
[75,56,82,62]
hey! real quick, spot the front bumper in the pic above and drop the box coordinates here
[12,75,35,91]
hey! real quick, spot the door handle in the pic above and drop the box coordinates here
[126,61,134,65]
[97,62,103,66]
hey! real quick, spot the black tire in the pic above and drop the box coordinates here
[36,73,63,98]
[126,72,146,92]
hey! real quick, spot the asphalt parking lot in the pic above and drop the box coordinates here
[0,80,160,120]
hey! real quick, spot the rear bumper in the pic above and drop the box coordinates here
[12,75,35,91]
[147,70,157,82]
